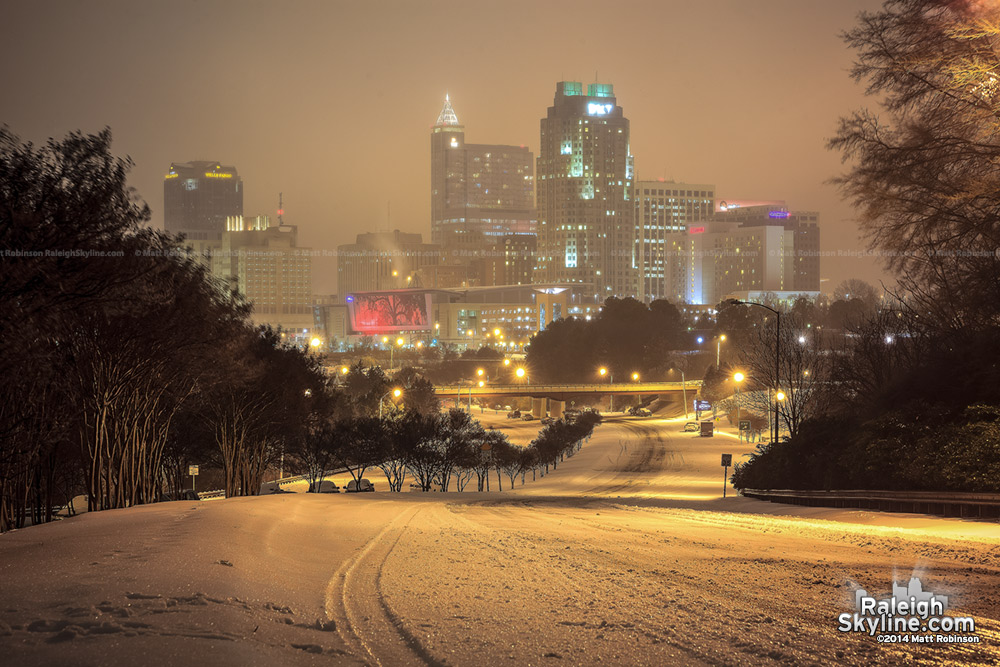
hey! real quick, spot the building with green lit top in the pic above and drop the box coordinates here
[535,82,635,300]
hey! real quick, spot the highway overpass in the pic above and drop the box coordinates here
[434,381,702,401]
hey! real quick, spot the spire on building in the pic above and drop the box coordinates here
[435,93,460,127]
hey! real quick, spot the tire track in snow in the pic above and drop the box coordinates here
[325,504,441,666]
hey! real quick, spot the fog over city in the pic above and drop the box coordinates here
[2,0,889,293]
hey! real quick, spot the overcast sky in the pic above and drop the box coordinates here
[2,0,891,295]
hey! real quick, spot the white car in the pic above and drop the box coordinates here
[345,478,374,493]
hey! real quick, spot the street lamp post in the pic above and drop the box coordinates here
[389,337,404,370]
[671,368,688,418]
[379,388,403,418]
[725,300,781,444]
[733,372,744,442]
[717,334,726,367]
[599,367,613,412]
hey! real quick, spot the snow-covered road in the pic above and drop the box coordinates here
[1,416,998,665]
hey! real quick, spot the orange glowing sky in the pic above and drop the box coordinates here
[2,0,892,295]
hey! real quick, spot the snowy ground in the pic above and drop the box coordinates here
[2,414,999,665]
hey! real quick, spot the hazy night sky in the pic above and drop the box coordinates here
[3,0,891,296]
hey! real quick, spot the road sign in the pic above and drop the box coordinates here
[694,399,711,411]
[721,454,732,498]
[188,465,199,476]
[739,420,751,431]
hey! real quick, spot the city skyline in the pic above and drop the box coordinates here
[2,0,888,296]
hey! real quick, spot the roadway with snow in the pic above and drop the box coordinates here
[1,413,998,665]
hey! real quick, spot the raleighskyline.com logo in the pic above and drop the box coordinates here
[838,577,980,644]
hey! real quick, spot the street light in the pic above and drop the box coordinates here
[390,337,403,370]
[670,368,688,418]
[515,367,526,380]
[309,336,322,350]
[379,388,403,418]
[724,299,781,444]
[775,390,786,441]
[632,372,640,381]
[717,334,726,367]
[733,372,745,442]
[599,367,614,412]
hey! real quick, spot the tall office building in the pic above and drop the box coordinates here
[164,161,243,241]
[714,202,821,292]
[681,221,796,305]
[213,214,314,333]
[634,180,715,303]
[536,82,635,298]
[478,233,537,287]
[430,95,535,244]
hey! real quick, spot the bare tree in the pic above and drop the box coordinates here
[830,0,1000,328]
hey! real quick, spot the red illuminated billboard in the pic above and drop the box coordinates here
[347,292,432,333]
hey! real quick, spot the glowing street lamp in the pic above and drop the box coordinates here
[309,336,322,350]
[379,388,403,418]
[515,367,526,380]
[388,337,404,369]
[717,334,726,367]
[734,372,745,442]
[631,372,640,381]
[599,367,614,411]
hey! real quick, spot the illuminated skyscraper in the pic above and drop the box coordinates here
[713,202,820,293]
[163,161,243,241]
[213,214,314,334]
[536,82,635,299]
[634,181,715,303]
[430,95,535,244]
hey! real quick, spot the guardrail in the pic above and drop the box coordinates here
[740,488,1000,520]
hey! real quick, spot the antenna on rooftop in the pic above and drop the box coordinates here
[277,192,284,226]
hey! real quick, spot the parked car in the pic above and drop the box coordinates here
[503,405,512,411]
[541,416,555,425]
[507,410,521,419]
[682,421,700,432]
[628,407,652,417]
[345,478,375,493]
[521,413,534,421]
[308,479,340,493]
